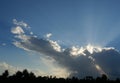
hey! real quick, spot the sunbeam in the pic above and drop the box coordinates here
[10,19,120,79]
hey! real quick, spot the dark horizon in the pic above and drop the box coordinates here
[1,69,120,83]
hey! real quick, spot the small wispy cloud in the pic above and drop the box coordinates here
[13,19,30,29]
[0,43,7,46]
[2,43,6,46]
[46,33,52,38]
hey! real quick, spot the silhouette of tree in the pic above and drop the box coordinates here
[85,76,93,80]
[0,69,120,83]
[2,70,9,78]
[29,72,36,79]
[22,69,29,78]
[101,74,108,81]
[116,78,120,82]
[15,71,23,78]
[96,77,101,81]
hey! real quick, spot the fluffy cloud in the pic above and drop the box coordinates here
[11,20,120,79]
[48,40,62,52]
[11,26,24,34]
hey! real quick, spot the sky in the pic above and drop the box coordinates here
[1,0,120,79]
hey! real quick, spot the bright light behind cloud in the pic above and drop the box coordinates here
[70,46,86,56]
[11,19,120,79]
[86,44,102,54]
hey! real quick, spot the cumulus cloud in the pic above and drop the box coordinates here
[11,19,120,79]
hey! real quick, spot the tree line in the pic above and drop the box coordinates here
[0,69,120,83]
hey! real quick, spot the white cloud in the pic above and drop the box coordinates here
[11,32,102,78]
[11,19,120,79]
[13,19,29,28]
[46,33,52,38]
[48,40,62,52]
[11,26,24,34]
[12,33,120,78]
[103,47,115,51]
[86,44,102,54]
[70,46,86,56]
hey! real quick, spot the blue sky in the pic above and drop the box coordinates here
[1,0,120,78]
[1,0,120,46]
